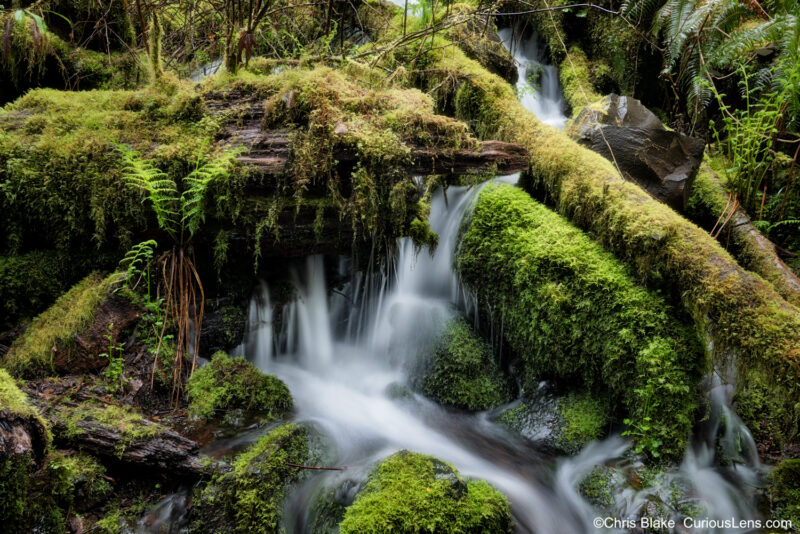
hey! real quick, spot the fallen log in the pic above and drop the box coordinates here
[0,369,49,467]
[24,380,204,476]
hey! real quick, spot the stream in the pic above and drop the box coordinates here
[140,30,767,534]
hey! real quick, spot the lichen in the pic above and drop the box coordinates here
[2,272,117,378]
[191,422,309,533]
[410,316,510,411]
[458,183,700,459]
[339,450,513,533]
[186,351,293,420]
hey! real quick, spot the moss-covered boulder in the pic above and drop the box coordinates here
[770,459,800,526]
[410,317,510,411]
[499,390,610,455]
[190,423,309,533]
[457,183,700,459]
[2,272,127,378]
[186,351,292,421]
[339,450,512,533]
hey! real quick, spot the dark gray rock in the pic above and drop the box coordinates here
[568,94,705,211]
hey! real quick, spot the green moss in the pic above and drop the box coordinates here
[559,45,604,117]
[557,392,609,453]
[191,423,309,533]
[48,452,112,507]
[579,466,619,512]
[339,450,512,533]
[187,351,293,420]
[411,317,510,411]
[458,183,699,459]
[771,459,800,526]
[0,368,39,419]
[3,272,116,378]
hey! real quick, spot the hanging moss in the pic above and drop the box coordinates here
[2,272,116,378]
[410,317,511,411]
[186,351,293,420]
[190,423,309,533]
[458,183,700,459]
[339,450,512,533]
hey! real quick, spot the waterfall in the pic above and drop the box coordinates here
[498,28,568,129]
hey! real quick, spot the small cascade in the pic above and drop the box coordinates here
[498,28,568,128]
[244,281,273,369]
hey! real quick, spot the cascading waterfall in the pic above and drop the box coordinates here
[498,28,568,129]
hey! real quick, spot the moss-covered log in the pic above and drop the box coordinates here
[339,450,512,533]
[687,160,800,307]
[458,183,700,458]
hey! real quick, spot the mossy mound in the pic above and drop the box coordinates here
[770,459,800,526]
[499,391,610,455]
[558,45,604,117]
[339,450,512,533]
[410,317,510,411]
[458,183,700,459]
[186,351,293,420]
[2,272,116,378]
[191,423,309,533]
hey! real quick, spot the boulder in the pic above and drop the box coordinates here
[567,94,705,211]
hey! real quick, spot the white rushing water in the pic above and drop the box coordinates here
[498,28,568,129]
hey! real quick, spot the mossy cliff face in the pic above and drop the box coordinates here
[410,316,511,411]
[191,423,309,533]
[396,31,800,452]
[458,183,700,459]
[339,450,513,533]
[186,351,293,420]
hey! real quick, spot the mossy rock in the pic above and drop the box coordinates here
[190,423,309,534]
[457,183,699,459]
[770,459,800,526]
[410,317,511,411]
[2,272,118,378]
[499,390,609,455]
[186,351,293,421]
[339,450,512,533]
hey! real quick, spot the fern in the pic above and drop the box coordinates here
[118,239,158,295]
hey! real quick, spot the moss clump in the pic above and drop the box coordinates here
[339,450,512,533]
[186,351,293,420]
[3,272,116,378]
[48,451,112,509]
[458,183,699,459]
[410,317,510,411]
[770,459,800,526]
[191,423,309,533]
[499,390,609,454]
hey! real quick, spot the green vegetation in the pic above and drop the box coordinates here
[339,450,512,533]
[410,317,510,411]
[770,459,800,526]
[2,273,116,378]
[186,351,293,420]
[458,183,699,459]
[558,45,603,116]
[191,423,309,533]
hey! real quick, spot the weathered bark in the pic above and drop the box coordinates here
[0,409,49,466]
[24,382,203,475]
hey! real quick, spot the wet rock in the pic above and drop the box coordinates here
[198,304,246,359]
[567,94,705,211]
[450,11,518,84]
